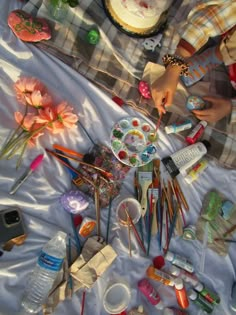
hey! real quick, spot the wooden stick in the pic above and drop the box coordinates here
[173,178,189,211]
[169,179,186,226]
[162,181,174,219]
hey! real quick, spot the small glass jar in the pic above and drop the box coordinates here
[48,0,68,21]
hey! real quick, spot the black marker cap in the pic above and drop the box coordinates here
[201,140,211,150]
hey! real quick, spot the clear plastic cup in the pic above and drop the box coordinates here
[116,197,142,226]
[103,281,131,314]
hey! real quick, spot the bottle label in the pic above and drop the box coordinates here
[201,289,220,304]
[38,251,63,271]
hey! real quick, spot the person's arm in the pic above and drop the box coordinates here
[229,99,236,124]
[178,1,236,55]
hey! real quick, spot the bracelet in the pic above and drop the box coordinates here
[162,54,189,77]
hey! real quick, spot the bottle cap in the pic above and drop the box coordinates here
[155,301,164,310]
[86,29,100,45]
[165,251,174,262]
[174,278,184,290]
[137,305,144,312]
[194,282,204,292]
[201,140,211,150]
[163,309,174,315]
[200,120,208,128]
[188,289,197,300]
[170,265,181,276]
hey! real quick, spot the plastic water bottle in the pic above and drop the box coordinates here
[21,231,67,314]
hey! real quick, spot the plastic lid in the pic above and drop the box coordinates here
[170,265,181,276]
[194,282,204,291]
[155,301,164,310]
[174,278,184,290]
[165,126,174,134]
[201,140,211,150]
[137,305,144,313]
[103,282,131,314]
[188,289,197,300]
[165,251,174,262]
[56,231,67,239]
[200,120,208,128]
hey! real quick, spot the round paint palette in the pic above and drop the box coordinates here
[110,116,158,167]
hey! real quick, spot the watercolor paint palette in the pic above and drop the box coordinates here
[110,116,158,167]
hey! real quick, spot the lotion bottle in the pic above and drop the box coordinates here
[162,140,210,178]
[165,251,194,273]
[138,279,164,310]
[146,265,175,286]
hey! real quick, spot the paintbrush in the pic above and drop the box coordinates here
[134,171,144,243]
[214,238,236,243]
[164,206,178,254]
[50,148,113,180]
[105,188,113,244]
[80,291,86,315]
[138,161,153,217]
[169,179,186,227]
[94,176,101,238]
[173,178,189,211]
[149,113,163,141]
[162,181,174,220]
[124,207,146,255]
[223,224,236,238]
[127,211,132,257]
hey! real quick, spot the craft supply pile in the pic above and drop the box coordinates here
[1,75,236,315]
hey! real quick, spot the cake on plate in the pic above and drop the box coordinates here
[103,0,173,37]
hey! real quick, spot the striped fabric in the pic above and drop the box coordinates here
[180,0,236,54]
[22,0,236,168]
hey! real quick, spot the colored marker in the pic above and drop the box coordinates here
[9,154,44,195]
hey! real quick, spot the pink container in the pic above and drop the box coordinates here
[138,279,163,309]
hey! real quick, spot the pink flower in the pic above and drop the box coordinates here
[36,102,78,134]
[14,112,37,131]
[36,106,57,124]
[55,102,78,128]
[14,77,45,94]
[14,112,44,145]
[24,90,53,108]
[14,77,46,105]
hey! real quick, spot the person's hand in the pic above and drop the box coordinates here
[192,96,232,123]
[151,66,181,115]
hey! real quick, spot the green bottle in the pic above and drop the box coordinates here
[194,282,220,305]
[188,289,214,313]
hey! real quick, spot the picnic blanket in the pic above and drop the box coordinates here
[22,0,236,168]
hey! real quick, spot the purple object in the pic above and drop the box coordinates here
[60,190,89,214]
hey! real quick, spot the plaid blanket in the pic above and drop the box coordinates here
[22,0,236,168]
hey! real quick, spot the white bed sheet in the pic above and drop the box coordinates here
[0,1,236,315]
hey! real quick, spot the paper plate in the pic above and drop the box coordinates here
[110,116,158,167]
